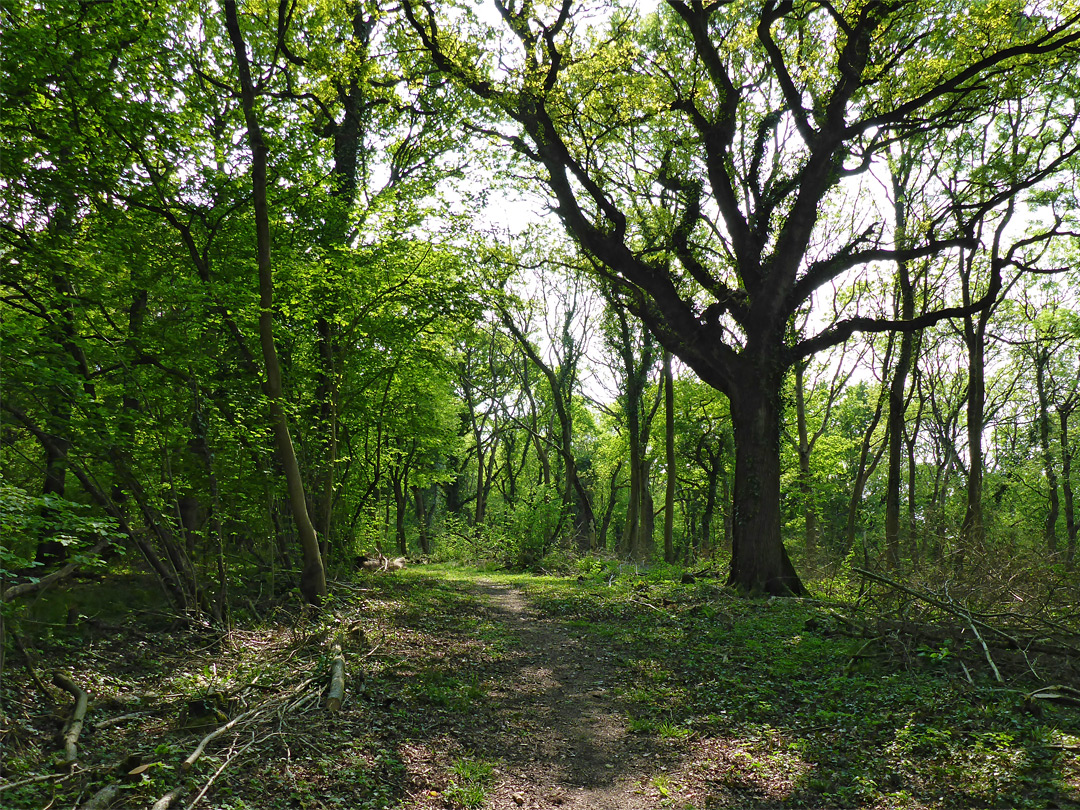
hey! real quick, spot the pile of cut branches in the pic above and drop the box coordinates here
[0,595,372,810]
[828,567,1080,704]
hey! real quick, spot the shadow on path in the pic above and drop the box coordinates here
[468,581,677,810]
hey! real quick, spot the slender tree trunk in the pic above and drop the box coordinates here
[961,251,991,553]
[793,361,817,561]
[598,460,623,550]
[845,374,889,553]
[1059,407,1077,568]
[474,436,487,527]
[663,351,676,564]
[224,0,326,605]
[34,425,71,567]
[612,310,655,562]
[500,312,594,549]
[906,413,920,561]
[393,470,408,556]
[414,486,431,555]
[700,452,719,559]
[720,463,732,554]
[314,316,338,565]
[885,167,916,569]
[1034,348,1060,555]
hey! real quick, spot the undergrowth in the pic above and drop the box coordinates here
[1,564,1077,809]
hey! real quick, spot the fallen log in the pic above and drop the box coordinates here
[80,783,121,810]
[325,641,345,712]
[150,786,185,810]
[52,672,88,769]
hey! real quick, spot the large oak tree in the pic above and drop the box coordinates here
[404,0,1080,593]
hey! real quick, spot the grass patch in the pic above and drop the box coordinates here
[443,756,496,808]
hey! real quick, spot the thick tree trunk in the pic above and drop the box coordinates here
[727,376,805,596]
[224,0,326,605]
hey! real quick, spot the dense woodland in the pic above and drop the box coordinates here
[3,0,1080,807]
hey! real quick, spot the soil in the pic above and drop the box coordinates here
[465,581,666,809]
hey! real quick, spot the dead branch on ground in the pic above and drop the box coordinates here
[52,672,89,769]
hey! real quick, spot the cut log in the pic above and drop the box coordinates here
[52,672,88,769]
[80,783,121,809]
[326,641,345,711]
[150,786,185,810]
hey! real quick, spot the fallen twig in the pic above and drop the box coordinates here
[1,537,112,602]
[966,615,1004,683]
[628,598,674,619]
[184,733,261,810]
[854,568,1032,651]
[95,710,156,730]
[843,638,885,674]
[181,708,260,772]
[0,770,77,792]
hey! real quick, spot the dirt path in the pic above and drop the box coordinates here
[470,581,671,810]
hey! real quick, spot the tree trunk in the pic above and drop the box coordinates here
[224,0,326,605]
[414,486,431,555]
[499,311,594,550]
[845,356,890,553]
[612,310,656,562]
[1059,407,1077,568]
[700,452,719,559]
[598,460,623,551]
[885,166,916,569]
[393,469,408,556]
[663,351,676,564]
[1035,347,1059,555]
[727,374,805,595]
[793,361,817,561]
[314,315,338,565]
[960,248,990,552]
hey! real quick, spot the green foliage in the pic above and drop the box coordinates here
[0,483,122,581]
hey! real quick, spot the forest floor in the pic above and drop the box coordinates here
[2,564,1079,809]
